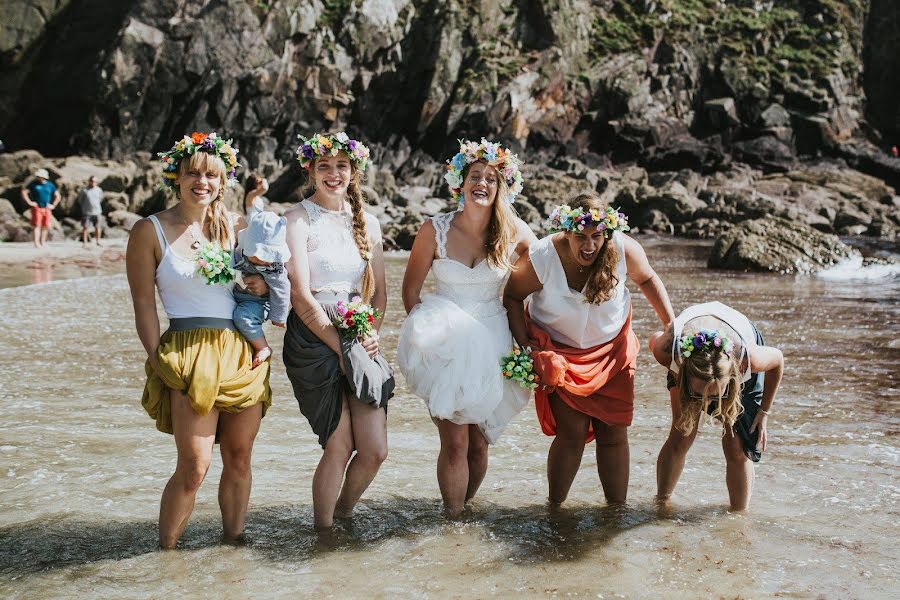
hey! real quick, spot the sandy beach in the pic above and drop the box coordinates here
[0,239,127,265]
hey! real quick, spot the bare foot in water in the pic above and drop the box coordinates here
[252,346,272,369]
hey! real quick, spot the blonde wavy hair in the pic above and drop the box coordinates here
[675,348,743,436]
[565,193,620,304]
[462,161,517,272]
[177,151,234,249]
[303,156,376,303]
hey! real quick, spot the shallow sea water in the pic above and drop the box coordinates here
[0,239,897,598]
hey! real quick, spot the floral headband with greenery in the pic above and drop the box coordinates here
[548,205,630,237]
[444,138,524,204]
[159,132,239,190]
[296,132,371,172]
[678,329,734,359]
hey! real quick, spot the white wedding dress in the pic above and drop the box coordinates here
[397,211,530,443]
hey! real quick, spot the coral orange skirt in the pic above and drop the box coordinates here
[526,308,639,443]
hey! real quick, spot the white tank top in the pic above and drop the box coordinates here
[149,215,236,320]
[669,301,754,383]
[303,199,367,301]
[526,233,630,348]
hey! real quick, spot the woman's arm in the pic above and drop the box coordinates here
[284,206,343,358]
[748,345,784,450]
[367,216,388,330]
[623,235,675,327]
[126,219,162,371]
[503,251,543,348]
[648,322,675,368]
[401,219,437,314]
[244,179,267,213]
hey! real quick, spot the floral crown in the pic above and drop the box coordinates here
[158,132,239,190]
[549,204,630,237]
[444,138,524,204]
[678,329,734,359]
[296,132,370,172]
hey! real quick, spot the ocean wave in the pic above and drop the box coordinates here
[816,256,900,281]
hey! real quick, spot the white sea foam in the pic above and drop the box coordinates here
[816,256,900,281]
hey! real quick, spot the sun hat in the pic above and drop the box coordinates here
[34,168,50,180]
[238,211,291,263]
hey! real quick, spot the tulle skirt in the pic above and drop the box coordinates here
[398,294,529,443]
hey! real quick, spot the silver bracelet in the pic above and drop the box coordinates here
[759,408,771,416]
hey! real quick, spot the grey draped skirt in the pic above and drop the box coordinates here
[283,307,394,448]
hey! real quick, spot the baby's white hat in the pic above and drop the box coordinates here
[240,211,291,263]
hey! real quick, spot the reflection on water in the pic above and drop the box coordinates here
[0,239,897,598]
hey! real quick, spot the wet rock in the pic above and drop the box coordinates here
[106,210,142,231]
[708,217,857,274]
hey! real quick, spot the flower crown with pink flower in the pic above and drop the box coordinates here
[158,132,239,190]
[678,329,734,359]
[444,138,524,204]
[296,132,370,172]
[549,204,630,238]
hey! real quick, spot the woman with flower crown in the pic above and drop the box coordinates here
[126,132,272,548]
[398,138,537,517]
[505,193,674,505]
[282,132,394,530]
[648,303,783,510]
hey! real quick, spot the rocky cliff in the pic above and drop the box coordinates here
[2,1,899,258]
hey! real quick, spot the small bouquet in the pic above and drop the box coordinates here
[334,298,381,339]
[500,346,538,390]
[196,242,235,285]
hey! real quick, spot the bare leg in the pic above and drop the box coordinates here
[593,420,630,503]
[722,429,753,511]
[95,224,102,245]
[656,389,701,503]
[82,226,89,247]
[159,389,218,549]
[312,398,353,529]
[33,225,41,248]
[217,402,263,541]
[40,226,49,246]
[547,394,590,504]
[465,425,488,502]
[247,336,271,369]
[334,399,388,518]
[435,419,470,517]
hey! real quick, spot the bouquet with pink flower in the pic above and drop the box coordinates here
[333,297,381,339]
[195,242,235,285]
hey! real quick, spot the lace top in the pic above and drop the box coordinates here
[303,198,366,299]
[526,233,630,348]
[429,211,517,319]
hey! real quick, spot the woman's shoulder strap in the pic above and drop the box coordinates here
[147,214,168,249]
[430,211,456,259]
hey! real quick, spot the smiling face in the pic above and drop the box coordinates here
[461,161,500,207]
[564,227,609,267]
[175,152,225,207]
[312,152,353,198]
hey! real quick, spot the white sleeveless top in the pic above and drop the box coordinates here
[430,211,517,319]
[148,215,235,320]
[526,233,630,348]
[669,301,755,383]
[303,199,368,301]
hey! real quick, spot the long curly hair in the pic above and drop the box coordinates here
[565,193,620,304]
[675,348,743,436]
[303,157,375,302]
[177,152,234,249]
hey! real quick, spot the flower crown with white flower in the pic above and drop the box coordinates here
[158,132,239,190]
[678,329,734,359]
[548,205,630,237]
[296,132,370,172]
[444,138,524,204]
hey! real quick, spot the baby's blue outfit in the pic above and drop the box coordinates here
[232,211,291,342]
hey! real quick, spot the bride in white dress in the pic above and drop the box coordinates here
[398,138,536,517]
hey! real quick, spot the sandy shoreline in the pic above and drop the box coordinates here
[0,239,128,265]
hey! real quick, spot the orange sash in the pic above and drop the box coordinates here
[526,308,639,442]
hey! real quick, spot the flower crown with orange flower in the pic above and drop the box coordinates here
[158,132,239,190]
[296,132,370,172]
[444,138,524,204]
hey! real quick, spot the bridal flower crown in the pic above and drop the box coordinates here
[296,132,371,172]
[678,329,734,359]
[444,138,524,204]
[549,205,630,238]
[158,132,239,190]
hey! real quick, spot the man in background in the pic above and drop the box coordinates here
[77,175,104,246]
[20,168,60,248]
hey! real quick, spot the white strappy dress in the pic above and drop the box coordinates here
[397,211,530,443]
